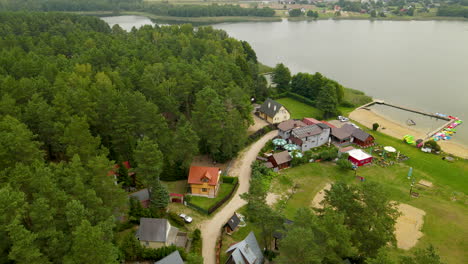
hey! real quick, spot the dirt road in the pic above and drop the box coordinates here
[201,130,277,264]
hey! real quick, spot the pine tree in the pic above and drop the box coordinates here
[151,179,170,211]
[316,85,338,119]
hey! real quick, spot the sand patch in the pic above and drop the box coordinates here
[395,203,426,250]
[350,108,468,159]
[310,183,332,209]
[266,192,280,206]
[248,114,269,135]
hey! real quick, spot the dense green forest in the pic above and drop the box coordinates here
[0,12,265,263]
[0,0,276,18]
[273,63,345,119]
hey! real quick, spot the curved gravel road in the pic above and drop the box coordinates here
[200,130,277,264]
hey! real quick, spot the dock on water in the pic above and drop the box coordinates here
[356,100,461,143]
[358,100,451,121]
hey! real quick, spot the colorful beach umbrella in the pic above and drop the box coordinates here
[284,144,299,151]
[272,138,287,146]
[289,151,303,158]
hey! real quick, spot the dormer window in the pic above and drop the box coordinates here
[274,105,277,111]
[268,102,271,108]
[202,177,209,183]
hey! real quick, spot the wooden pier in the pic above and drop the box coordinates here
[358,100,451,121]
[356,100,457,142]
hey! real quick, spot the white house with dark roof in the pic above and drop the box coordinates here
[225,232,264,264]
[258,98,290,124]
[136,218,188,249]
[289,123,331,151]
[278,119,306,139]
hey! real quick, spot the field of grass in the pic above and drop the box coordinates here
[269,130,468,263]
[189,183,236,211]
[161,180,187,194]
[276,97,322,120]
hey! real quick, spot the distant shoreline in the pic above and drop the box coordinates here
[75,11,468,25]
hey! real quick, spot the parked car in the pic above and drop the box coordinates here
[179,213,193,223]
[337,116,349,122]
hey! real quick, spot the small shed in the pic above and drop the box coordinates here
[268,151,292,170]
[170,193,184,203]
[224,213,241,234]
[347,149,373,166]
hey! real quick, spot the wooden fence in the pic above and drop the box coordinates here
[186,180,239,215]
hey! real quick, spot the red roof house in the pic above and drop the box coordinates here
[188,166,221,198]
[302,117,321,126]
[320,121,337,128]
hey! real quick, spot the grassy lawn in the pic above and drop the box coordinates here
[189,183,236,211]
[161,180,187,194]
[276,97,322,120]
[343,87,372,107]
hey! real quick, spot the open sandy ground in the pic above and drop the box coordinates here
[190,155,229,172]
[248,114,269,135]
[350,108,468,159]
[310,183,332,209]
[266,192,280,206]
[310,185,425,250]
[395,203,426,250]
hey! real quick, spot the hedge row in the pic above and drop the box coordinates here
[222,176,238,185]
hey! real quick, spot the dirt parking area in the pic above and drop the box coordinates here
[248,114,269,135]
[191,155,230,172]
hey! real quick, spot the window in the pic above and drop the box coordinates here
[202,188,207,192]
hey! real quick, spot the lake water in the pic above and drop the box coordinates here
[101,15,155,31]
[214,19,468,147]
[100,16,468,147]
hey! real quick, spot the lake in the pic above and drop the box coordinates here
[101,15,155,31]
[100,16,468,148]
[213,19,468,147]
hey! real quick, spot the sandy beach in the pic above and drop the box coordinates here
[350,108,468,159]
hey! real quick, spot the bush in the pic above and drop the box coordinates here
[424,140,441,151]
[337,158,353,170]
[168,211,185,227]
[288,92,316,108]
[264,249,278,261]
[222,176,238,184]
[289,8,303,17]
[372,123,380,131]
[318,148,338,161]
[191,229,202,254]
[340,101,355,108]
